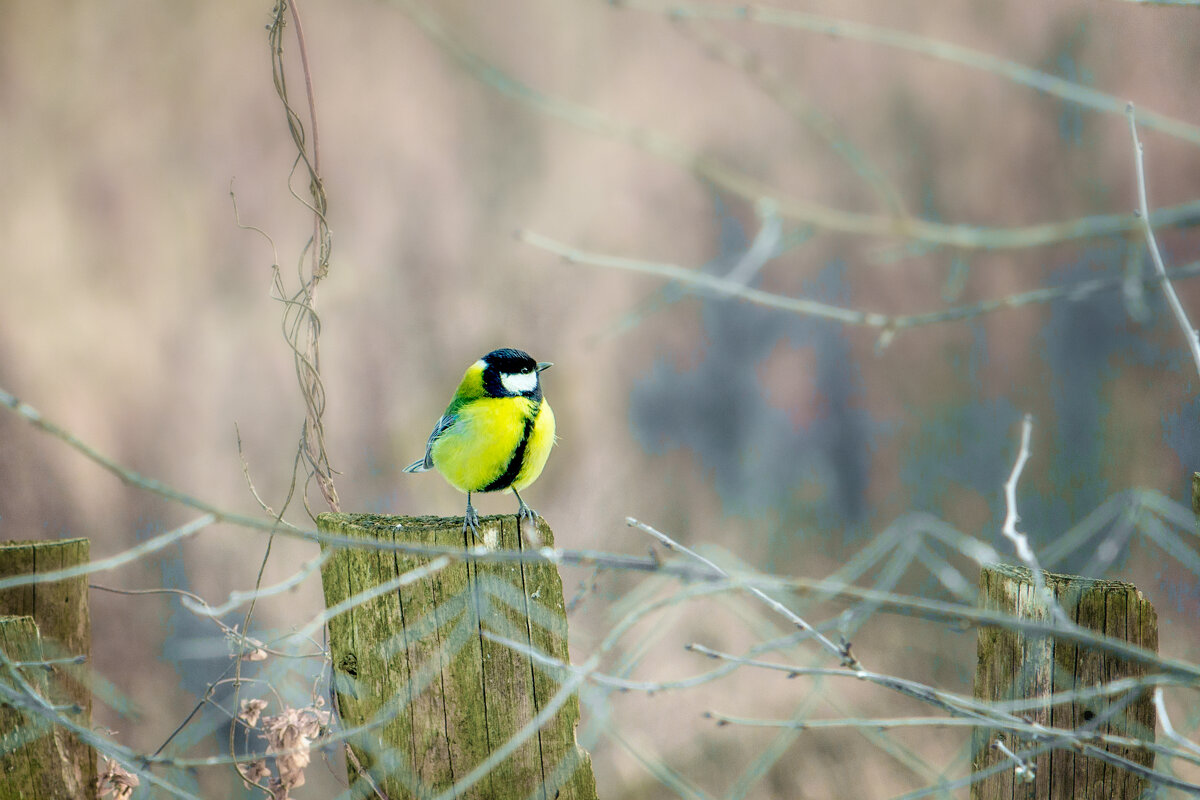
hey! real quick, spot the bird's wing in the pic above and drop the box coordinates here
[402,413,457,473]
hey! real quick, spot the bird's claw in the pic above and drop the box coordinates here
[516,500,543,547]
[517,502,539,525]
[462,503,481,537]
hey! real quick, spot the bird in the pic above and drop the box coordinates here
[403,348,556,537]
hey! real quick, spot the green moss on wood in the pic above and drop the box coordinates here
[318,513,597,800]
[0,539,94,797]
[972,564,1157,800]
[0,615,77,799]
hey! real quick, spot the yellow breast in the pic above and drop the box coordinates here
[513,400,555,492]
[430,397,555,494]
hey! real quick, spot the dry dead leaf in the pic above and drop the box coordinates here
[238,697,269,728]
[96,757,139,800]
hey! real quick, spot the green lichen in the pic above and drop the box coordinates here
[318,513,597,800]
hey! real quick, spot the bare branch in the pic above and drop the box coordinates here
[400,0,1200,250]
[627,517,847,662]
[518,229,1200,338]
[1127,103,1200,378]
[619,1,1200,147]
[1000,415,1074,627]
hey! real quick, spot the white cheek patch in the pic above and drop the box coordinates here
[500,371,538,395]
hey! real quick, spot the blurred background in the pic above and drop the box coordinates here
[2,1,1199,797]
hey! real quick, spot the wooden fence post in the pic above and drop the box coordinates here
[0,538,95,798]
[0,615,80,798]
[318,512,598,800]
[973,563,1158,800]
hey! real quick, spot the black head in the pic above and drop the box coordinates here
[480,348,547,399]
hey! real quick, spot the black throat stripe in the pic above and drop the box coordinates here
[481,410,537,493]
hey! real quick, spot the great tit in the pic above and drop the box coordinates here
[403,348,556,536]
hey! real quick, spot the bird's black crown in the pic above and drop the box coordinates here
[483,348,537,375]
[481,348,542,399]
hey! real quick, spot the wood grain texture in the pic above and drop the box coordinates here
[318,512,597,800]
[973,563,1157,800]
[0,615,78,799]
[0,539,94,797]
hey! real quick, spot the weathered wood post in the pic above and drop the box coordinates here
[318,512,598,800]
[972,564,1158,800]
[0,538,95,798]
[0,616,80,798]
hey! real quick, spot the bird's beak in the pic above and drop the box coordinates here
[536,361,553,372]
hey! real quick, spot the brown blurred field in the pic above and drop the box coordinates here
[2,1,1200,797]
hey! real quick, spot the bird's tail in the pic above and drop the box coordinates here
[403,456,432,473]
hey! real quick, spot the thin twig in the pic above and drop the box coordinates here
[399,0,1200,250]
[1127,103,1200,378]
[295,556,453,639]
[620,1,1200,147]
[0,515,214,590]
[627,517,850,663]
[1001,414,1037,566]
[990,738,1036,783]
[4,386,1198,681]
[1000,415,1073,626]
[0,649,200,799]
[268,0,339,516]
[671,19,906,218]
[234,422,300,529]
[344,743,391,800]
[229,535,278,791]
[518,229,1200,340]
[520,228,888,326]
[179,551,332,618]
[1155,688,1200,759]
[427,662,593,800]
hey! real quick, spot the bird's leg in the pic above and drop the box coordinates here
[512,489,542,547]
[463,492,480,537]
[513,488,538,524]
